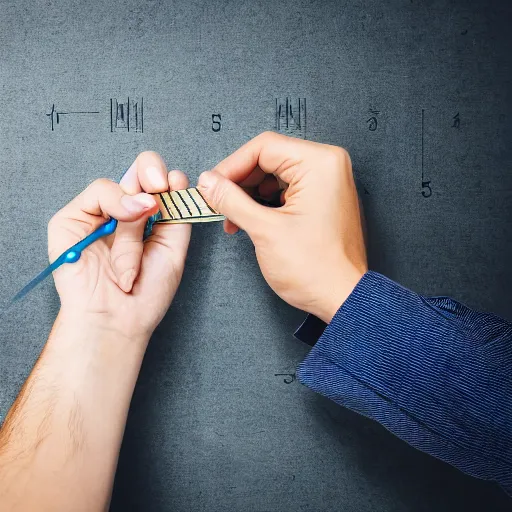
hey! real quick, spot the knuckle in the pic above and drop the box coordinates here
[141,150,161,158]
[323,146,352,173]
[135,150,165,167]
[47,213,60,232]
[329,145,349,161]
[258,130,279,143]
[110,249,137,271]
[88,177,113,192]
[137,150,160,160]
[168,168,184,177]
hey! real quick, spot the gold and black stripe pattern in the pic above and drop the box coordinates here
[153,187,225,224]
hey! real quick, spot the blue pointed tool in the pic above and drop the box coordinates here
[8,167,134,305]
[10,217,119,304]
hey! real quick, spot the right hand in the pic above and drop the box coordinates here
[197,132,367,323]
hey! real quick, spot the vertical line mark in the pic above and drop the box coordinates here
[304,98,307,139]
[298,98,301,130]
[286,97,289,129]
[421,108,424,182]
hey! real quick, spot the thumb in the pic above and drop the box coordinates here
[197,170,272,235]
[73,179,158,223]
[49,179,158,261]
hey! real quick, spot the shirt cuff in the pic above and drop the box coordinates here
[294,314,327,347]
[294,271,512,493]
[296,270,426,399]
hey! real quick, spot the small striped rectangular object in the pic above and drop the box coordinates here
[153,187,225,224]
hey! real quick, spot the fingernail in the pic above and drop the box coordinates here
[146,166,168,189]
[120,269,137,293]
[121,193,156,213]
[197,171,216,191]
[120,161,136,186]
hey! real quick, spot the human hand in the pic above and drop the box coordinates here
[197,132,367,323]
[48,152,191,341]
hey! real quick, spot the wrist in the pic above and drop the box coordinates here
[55,309,151,350]
[312,268,365,323]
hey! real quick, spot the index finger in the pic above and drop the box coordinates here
[211,131,309,185]
[120,151,170,195]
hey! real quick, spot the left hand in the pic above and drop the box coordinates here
[48,151,191,341]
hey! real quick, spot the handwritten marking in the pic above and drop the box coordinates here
[110,97,143,133]
[421,108,432,198]
[46,104,100,131]
[275,373,296,384]
[275,97,306,139]
[212,113,221,132]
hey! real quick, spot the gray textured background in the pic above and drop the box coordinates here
[1,0,511,510]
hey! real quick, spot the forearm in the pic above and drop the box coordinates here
[0,312,148,511]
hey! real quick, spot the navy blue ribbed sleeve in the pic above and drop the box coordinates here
[296,271,512,494]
